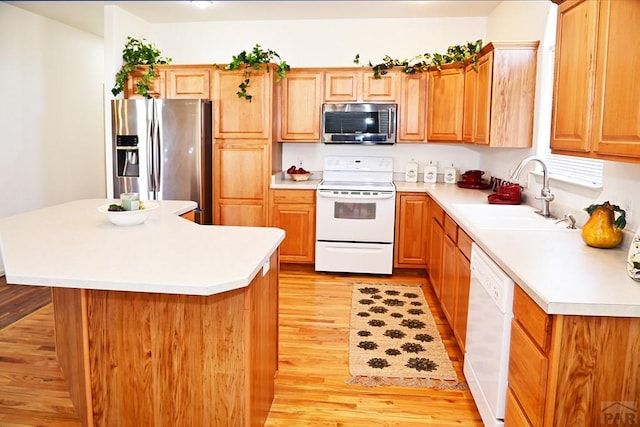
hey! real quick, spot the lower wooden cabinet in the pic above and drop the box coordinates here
[270,189,316,264]
[214,142,270,226]
[506,284,640,426]
[394,193,429,268]
[440,214,472,353]
[427,202,444,299]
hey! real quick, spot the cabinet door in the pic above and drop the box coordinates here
[440,233,457,326]
[462,62,477,143]
[278,72,322,141]
[125,67,165,99]
[166,68,211,99]
[394,193,429,267]
[428,219,444,299]
[362,71,398,102]
[398,73,428,142]
[454,249,470,353]
[427,67,464,142]
[324,72,359,102]
[550,0,598,153]
[271,203,315,263]
[592,0,640,158]
[474,52,492,145]
[213,69,272,139]
[214,143,268,226]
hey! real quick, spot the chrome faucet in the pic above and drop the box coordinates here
[508,156,555,217]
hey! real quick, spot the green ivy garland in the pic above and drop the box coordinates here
[216,44,290,102]
[112,36,172,98]
[355,40,484,78]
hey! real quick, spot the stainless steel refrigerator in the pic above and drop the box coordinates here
[111,99,212,224]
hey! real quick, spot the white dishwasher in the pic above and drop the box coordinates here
[464,243,514,427]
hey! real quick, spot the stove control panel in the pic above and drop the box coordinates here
[323,156,393,172]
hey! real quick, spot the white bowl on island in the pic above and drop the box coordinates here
[97,201,159,226]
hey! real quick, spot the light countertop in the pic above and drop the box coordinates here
[0,199,284,296]
[272,176,640,317]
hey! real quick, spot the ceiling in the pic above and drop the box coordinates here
[6,1,503,37]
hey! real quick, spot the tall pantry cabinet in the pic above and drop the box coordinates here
[212,67,281,226]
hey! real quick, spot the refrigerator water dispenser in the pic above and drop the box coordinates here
[116,135,139,177]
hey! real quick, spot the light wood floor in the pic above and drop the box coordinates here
[0,265,481,426]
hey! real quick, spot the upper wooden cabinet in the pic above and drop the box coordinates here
[277,70,323,142]
[166,67,211,99]
[398,73,428,142]
[213,67,273,139]
[362,71,399,102]
[324,70,398,102]
[124,65,212,99]
[462,42,539,147]
[427,65,465,142]
[551,0,640,162]
[324,71,360,102]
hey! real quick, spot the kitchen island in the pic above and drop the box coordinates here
[0,199,285,427]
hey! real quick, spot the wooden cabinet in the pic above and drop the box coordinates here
[166,67,211,99]
[125,66,166,99]
[324,71,360,102]
[214,142,271,226]
[278,71,323,142]
[213,67,273,139]
[551,0,640,162]
[394,193,429,268]
[427,65,465,142]
[506,284,640,426]
[440,215,472,353]
[362,71,399,102]
[426,200,445,298]
[398,73,428,142]
[462,42,539,147]
[324,69,398,102]
[124,65,212,99]
[270,189,316,263]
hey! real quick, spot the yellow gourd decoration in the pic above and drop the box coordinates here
[581,201,626,249]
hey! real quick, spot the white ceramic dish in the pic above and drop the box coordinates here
[97,201,159,226]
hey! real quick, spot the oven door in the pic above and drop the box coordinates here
[316,189,395,243]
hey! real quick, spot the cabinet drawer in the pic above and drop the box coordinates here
[513,285,552,352]
[430,201,444,225]
[508,320,548,427]
[457,228,473,260]
[272,189,315,204]
[443,214,457,242]
[505,387,533,427]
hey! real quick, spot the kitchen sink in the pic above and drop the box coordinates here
[451,203,577,231]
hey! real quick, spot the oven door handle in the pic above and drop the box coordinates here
[317,190,395,200]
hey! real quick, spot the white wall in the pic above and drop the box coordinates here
[0,3,106,273]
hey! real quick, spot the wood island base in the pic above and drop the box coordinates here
[51,252,279,427]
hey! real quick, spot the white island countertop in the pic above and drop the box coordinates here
[0,199,285,296]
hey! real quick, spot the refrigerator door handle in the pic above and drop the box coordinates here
[153,114,161,197]
[147,105,155,196]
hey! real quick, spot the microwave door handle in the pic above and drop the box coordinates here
[388,107,392,139]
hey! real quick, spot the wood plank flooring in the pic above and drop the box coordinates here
[0,276,51,330]
[0,266,481,426]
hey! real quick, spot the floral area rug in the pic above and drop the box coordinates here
[346,282,465,389]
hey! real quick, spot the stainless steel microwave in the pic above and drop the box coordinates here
[322,103,397,144]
